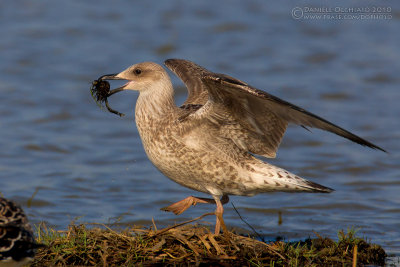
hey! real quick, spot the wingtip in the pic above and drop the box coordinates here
[372,144,388,153]
[356,140,387,153]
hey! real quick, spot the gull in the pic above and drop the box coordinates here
[0,197,39,266]
[99,59,385,234]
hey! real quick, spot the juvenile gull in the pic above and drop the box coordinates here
[0,197,38,266]
[99,59,385,234]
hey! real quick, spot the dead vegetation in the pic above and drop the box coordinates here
[32,220,386,266]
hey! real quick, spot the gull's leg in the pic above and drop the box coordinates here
[161,195,229,217]
[213,195,229,235]
[161,196,216,215]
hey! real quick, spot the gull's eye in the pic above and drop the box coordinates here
[134,68,142,75]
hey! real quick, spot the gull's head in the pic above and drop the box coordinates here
[100,62,168,94]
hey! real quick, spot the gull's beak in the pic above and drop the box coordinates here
[99,73,127,96]
[99,73,123,80]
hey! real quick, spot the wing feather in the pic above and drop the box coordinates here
[202,73,386,152]
[165,59,209,105]
[164,58,386,157]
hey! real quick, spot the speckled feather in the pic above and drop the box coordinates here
[105,59,385,200]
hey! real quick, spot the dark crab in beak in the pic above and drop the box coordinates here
[90,74,126,117]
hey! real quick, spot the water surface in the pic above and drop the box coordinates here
[0,0,399,255]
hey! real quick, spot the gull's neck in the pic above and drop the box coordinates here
[135,77,177,123]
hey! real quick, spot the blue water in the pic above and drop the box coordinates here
[1,0,399,255]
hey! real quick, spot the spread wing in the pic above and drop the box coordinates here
[165,59,386,157]
[165,59,209,105]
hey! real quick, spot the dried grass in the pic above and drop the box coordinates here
[31,221,386,266]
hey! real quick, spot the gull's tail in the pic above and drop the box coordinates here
[243,161,334,195]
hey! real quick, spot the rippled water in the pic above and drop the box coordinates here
[1,0,399,255]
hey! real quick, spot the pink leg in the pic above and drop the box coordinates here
[161,196,216,215]
[161,195,229,216]
[213,195,228,234]
[161,195,229,234]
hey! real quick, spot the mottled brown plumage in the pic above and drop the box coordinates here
[98,59,384,234]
